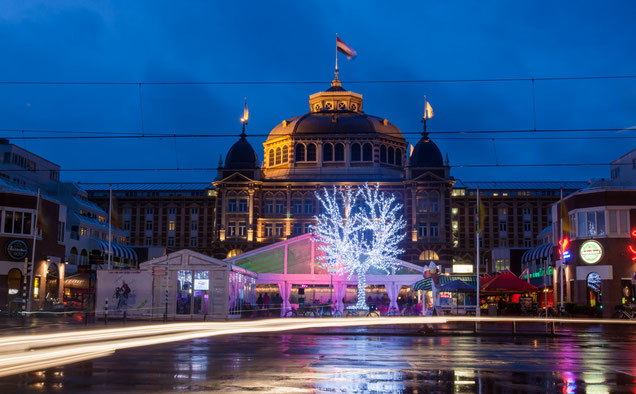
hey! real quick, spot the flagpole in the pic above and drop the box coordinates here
[560,186,564,311]
[27,188,40,313]
[335,33,339,80]
[108,184,112,270]
[476,185,480,317]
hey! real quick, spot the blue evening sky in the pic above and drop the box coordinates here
[0,1,634,184]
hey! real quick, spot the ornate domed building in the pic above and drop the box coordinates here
[213,73,454,268]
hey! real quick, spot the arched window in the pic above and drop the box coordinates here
[334,143,344,161]
[306,143,317,161]
[351,143,361,161]
[80,249,88,265]
[70,247,78,265]
[380,145,387,163]
[323,143,333,162]
[395,148,402,166]
[295,144,305,162]
[275,147,282,165]
[363,143,373,161]
[282,146,289,163]
[268,149,275,166]
[419,250,440,261]
[388,146,395,165]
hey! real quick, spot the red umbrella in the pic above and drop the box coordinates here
[481,271,538,293]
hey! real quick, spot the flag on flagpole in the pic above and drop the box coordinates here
[241,99,249,123]
[336,37,357,60]
[424,100,434,120]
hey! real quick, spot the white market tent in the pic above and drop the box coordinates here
[223,233,425,315]
[140,249,257,319]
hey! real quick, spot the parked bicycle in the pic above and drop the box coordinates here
[615,304,636,320]
[344,305,381,317]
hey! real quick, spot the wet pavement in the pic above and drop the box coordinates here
[1,323,636,393]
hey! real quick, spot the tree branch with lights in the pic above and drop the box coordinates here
[313,183,406,310]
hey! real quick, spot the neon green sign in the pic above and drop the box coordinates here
[526,267,553,279]
[580,240,603,264]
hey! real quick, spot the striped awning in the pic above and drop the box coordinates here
[91,238,138,260]
[412,277,432,291]
[522,242,554,263]
[412,275,478,291]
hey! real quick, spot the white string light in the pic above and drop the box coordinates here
[313,183,406,310]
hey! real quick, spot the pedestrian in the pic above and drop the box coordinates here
[263,293,270,311]
[256,294,263,309]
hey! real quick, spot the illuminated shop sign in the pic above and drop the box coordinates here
[193,279,209,291]
[452,264,473,274]
[528,267,553,279]
[559,237,570,261]
[628,230,636,261]
[6,239,28,261]
[580,240,603,264]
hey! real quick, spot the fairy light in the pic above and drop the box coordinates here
[313,183,406,310]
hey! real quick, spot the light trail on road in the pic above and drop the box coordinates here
[0,316,634,378]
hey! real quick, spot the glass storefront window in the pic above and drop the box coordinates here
[596,211,605,235]
[176,270,192,314]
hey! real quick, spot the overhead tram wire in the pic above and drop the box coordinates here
[1,162,634,174]
[2,127,635,140]
[1,74,636,85]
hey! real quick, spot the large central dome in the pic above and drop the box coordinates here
[262,77,408,181]
[267,111,403,141]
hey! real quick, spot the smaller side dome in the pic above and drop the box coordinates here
[224,136,258,169]
[410,136,444,167]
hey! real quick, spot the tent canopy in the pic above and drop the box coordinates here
[439,279,475,292]
[480,271,538,293]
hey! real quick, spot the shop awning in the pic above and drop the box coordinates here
[481,272,539,293]
[522,242,554,263]
[412,275,478,291]
[438,279,476,292]
[64,273,89,289]
[91,238,138,260]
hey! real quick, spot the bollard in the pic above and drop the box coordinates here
[105,297,109,325]
[123,311,127,325]
[474,321,478,334]
[84,311,88,326]
[512,321,517,335]
[163,288,168,323]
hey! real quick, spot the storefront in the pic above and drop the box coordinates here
[551,187,636,316]
[1,189,66,313]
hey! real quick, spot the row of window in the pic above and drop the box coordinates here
[416,198,439,213]
[288,143,403,165]
[125,207,199,216]
[267,146,290,166]
[313,101,358,112]
[569,209,630,238]
[226,222,314,238]
[149,236,198,247]
[147,220,198,231]
[417,222,440,238]
[1,209,33,235]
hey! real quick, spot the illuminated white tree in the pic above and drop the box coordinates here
[313,183,407,310]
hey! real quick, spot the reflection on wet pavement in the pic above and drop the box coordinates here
[2,324,636,392]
